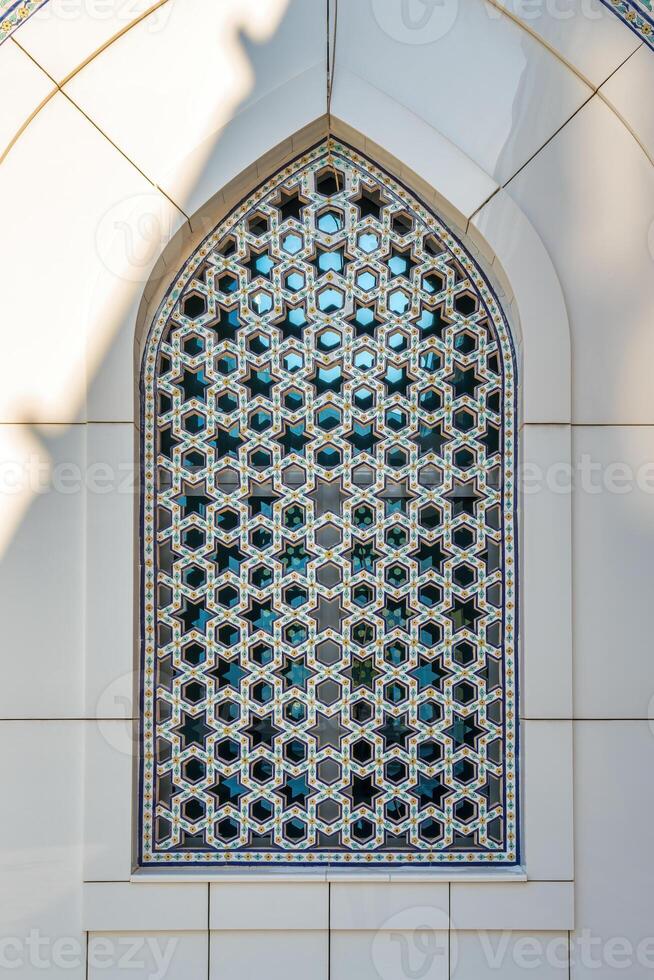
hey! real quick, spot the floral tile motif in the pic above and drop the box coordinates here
[139,140,519,867]
[0,0,48,42]
[601,0,653,46]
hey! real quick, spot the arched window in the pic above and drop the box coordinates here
[139,140,517,866]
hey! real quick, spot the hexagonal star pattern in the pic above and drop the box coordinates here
[139,141,517,866]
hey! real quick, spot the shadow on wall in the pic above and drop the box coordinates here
[0,0,297,563]
[0,0,304,937]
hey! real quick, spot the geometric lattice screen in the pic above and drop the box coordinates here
[139,140,518,866]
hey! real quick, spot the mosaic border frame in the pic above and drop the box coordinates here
[600,0,653,46]
[137,138,520,867]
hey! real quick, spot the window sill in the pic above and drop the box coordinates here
[129,865,528,884]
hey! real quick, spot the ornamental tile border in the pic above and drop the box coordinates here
[0,0,46,41]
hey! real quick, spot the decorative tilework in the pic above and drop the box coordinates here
[600,0,653,46]
[0,0,47,42]
[139,140,518,866]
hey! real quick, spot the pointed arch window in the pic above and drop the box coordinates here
[139,140,518,866]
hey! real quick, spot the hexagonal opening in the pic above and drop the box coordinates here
[387,329,408,353]
[317,285,344,313]
[453,680,478,706]
[182,291,207,320]
[183,797,205,823]
[182,758,206,784]
[248,212,269,237]
[388,288,410,314]
[454,290,478,317]
[391,210,413,236]
[316,328,342,353]
[215,817,239,842]
[284,622,307,647]
[248,408,272,433]
[419,503,442,531]
[247,332,271,356]
[315,166,344,197]
[453,408,476,433]
[351,739,374,764]
[251,760,274,784]
[315,405,341,431]
[317,207,344,234]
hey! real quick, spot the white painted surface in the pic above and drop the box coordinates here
[330,882,449,931]
[87,931,207,980]
[493,0,640,87]
[601,45,654,167]
[335,0,591,183]
[64,0,326,210]
[210,882,328,930]
[0,424,84,717]
[453,929,570,978]
[330,68,498,221]
[0,92,185,425]
[507,95,654,424]
[0,39,54,157]
[85,423,135,717]
[16,0,159,82]
[450,881,574,929]
[520,424,573,719]
[332,929,449,980]
[84,720,133,881]
[0,721,85,979]
[470,190,571,425]
[523,721,574,880]
[573,722,654,980]
[572,426,654,718]
[83,882,208,931]
[210,930,328,979]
